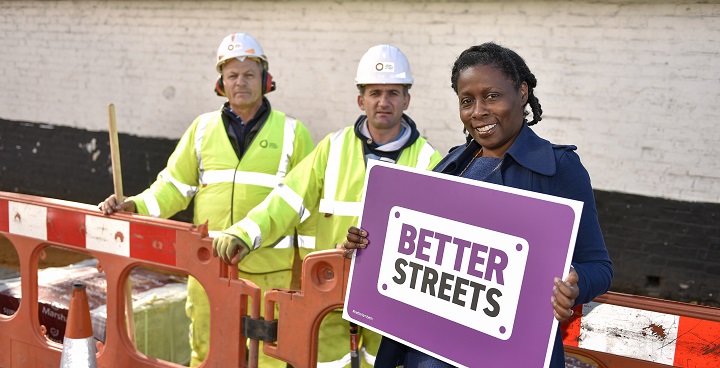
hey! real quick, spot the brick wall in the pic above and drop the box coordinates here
[595,190,720,305]
[1,0,718,203]
[1,1,719,304]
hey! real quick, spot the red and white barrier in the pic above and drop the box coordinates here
[2,191,718,368]
[563,300,720,367]
[0,198,179,266]
[0,192,259,367]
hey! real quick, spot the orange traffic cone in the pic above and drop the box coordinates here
[59,282,98,368]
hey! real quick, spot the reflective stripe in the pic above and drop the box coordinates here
[274,183,310,222]
[199,169,281,188]
[415,141,435,170]
[277,116,297,177]
[144,194,162,218]
[297,235,316,250]
[362,347,375,365]
[318,199,332,215]
[239,217,262,249]
[317,352,351,368]
[195,115,297,189]
[273,236,293,249]
[159,169,198,197]
[319,200,362,217]
[208,231,223,238]
[194,115,211,172]
[319,129,346,215]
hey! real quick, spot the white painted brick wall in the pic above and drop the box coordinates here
[1,1,719,203]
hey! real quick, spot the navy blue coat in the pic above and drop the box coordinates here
[376,123,613,367]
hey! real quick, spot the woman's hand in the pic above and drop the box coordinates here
[342,226,368,259]
[551,267,580,322]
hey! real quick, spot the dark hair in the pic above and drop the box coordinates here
[451,42,543,139]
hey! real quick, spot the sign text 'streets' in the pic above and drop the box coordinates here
[377,207,529,340]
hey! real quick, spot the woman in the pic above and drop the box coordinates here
[344,42,613,367]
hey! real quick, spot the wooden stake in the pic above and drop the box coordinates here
[107,103,136,346]
[107,104,124,202]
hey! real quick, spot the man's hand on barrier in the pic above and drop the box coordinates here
[98,194,136,215]
[212,233,250,265]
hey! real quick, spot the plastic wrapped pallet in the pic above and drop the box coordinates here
[0,259,190,365]
[91,283,191,365]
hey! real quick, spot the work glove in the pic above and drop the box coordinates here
[212,233,251,265]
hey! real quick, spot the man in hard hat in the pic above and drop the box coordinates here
[98,33,315,367]
[212,44,443,367]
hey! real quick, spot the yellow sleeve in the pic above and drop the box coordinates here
[133,117,200,218]
[224,134,331,250]
[427,150,443,170]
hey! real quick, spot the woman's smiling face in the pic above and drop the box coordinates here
[457,64,528,158]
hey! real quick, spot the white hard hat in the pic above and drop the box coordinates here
[355,45,413,86]
[216,33,268,73]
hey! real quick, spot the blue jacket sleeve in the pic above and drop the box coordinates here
[553,150,613,305]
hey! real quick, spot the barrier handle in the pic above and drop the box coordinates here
[108,103,135,346]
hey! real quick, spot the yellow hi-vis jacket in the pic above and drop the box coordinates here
[131,108,314,273]
[224,124,442,256]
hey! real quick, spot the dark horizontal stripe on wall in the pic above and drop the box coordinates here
[0,118,193,223]
[595,190,719,307]
[2,118,718,306]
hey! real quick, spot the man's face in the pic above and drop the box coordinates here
[222,57,264,113]
[357,84,411,134]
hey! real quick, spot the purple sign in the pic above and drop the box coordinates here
[343,161,582,368]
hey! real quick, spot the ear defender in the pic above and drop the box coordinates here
[215,70,276,97]
[215,76,226,97]
[263,70,276,94]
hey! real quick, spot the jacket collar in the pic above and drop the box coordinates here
[504,122,556,176]
[353,113,420,151]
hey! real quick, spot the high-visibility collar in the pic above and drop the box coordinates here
[319,127,435,217]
